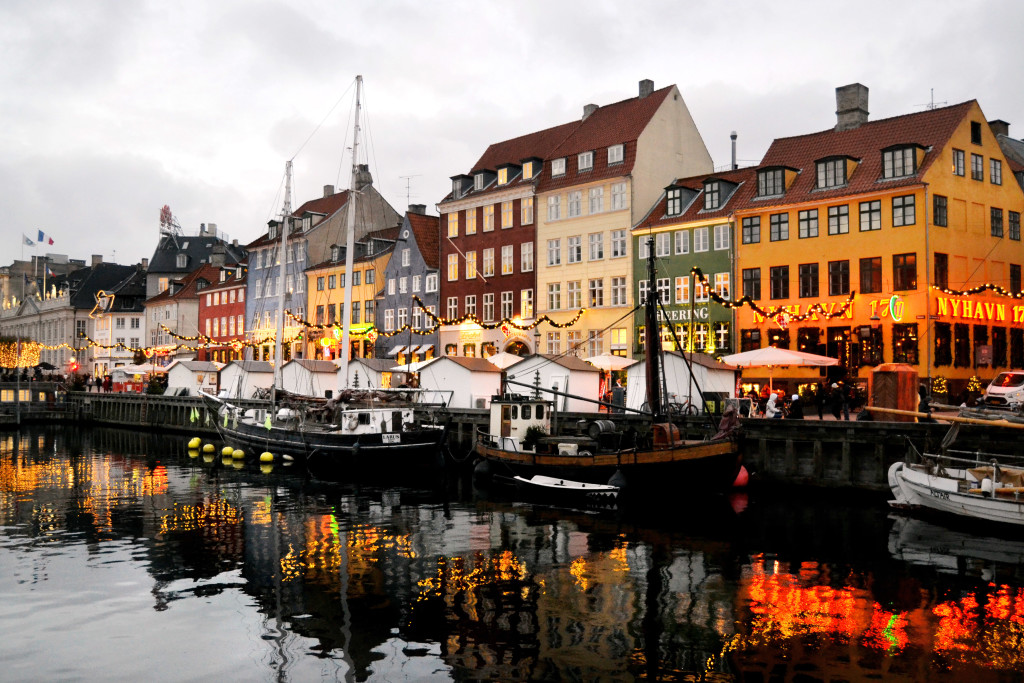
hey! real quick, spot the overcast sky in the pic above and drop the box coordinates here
[3,0,1022,267]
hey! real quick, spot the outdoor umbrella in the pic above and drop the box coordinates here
[721,346,838,392]
[583,352,638,372]
[485,351,526,370]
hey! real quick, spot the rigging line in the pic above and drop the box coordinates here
[292,78,357,162]
[657,297,718,431]
[334,95,355,192]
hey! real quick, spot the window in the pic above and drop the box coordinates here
[667,187,683,216]
[828,205,849,235]
[567,236,582,263]
[992,207,1004,237]
[1012,264,1022,293]
[399,276,408,294]
[1011,211,1021,241]
[411,307,421,330]
[352,271,361,286]
[568,191,582,217]
[703,181,720,210]
[816,158,846,188]
[934,253,948,291]
[828,260,850,296]
[694,278,708,302]
[521,289,533,318]
[611,277,626,306]
[552,158,566,176]
[401,248,410,267]
[483,293,495,322]
[655,232,671,257]
[991,159,1003,185]
[713,225,729,250]
[327,274,336,289]
[522,197,534,225]
[425,273,437,292]
[501,245,514,274]
[567,281,581,309]
[674,276,689,304]
[566,330,582,355]
[589,233,604,260]
[952,149,965,176]
[447,213,458,237]
[611,230,627,258]
[447,254,458,281]
[411,274,419,292]
[589,187,603,214]
[500,291,513,319]
[521,243,533,272]
[352,301,361,325]
[522,161,534,180]
[770,266,789,299]
[465,251,477,279]
[883,147,916,178]
[465,295,476,317]
[742,268,761,300]
[611,182,627,210]
[483,205,494,231]
[547,239,561,266]
[797,209,819,239]
[396,307,407,329]
[327,304,336,325]
[971,120,983,144]
[587,331,604,357]
[798,263,819,298]
[893,253,917,290]
[474,174,484,191]
[758,168,784,196]
[971,153,984,180]
[714,272,730,299]
[588,278,603,307]
[892,195,914,227]
[675,230,689,254]
[657,278,671,303]
[693,227,709,252]
[742,216,760,244]
[547,195,561,220]
[608,144,624,164]
[934,195,948,227]
[176,253,187,268]
[497,167,508,185]
[854,200,879,231]
[546,331,560,354]
[482,248,494,277]
[860,257,882,293]
[547,283,561,310]
[769,213,789,241]
[578,151,593,171]
[466,208,477,234]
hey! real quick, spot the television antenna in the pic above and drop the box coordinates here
[399,174,421,207]
[916,88,947,111]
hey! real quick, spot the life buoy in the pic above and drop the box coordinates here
[346,415,359,431]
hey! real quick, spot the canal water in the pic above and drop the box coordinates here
[1,426,1022,682]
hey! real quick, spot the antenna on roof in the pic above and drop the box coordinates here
[916,88,947,111]
[399,175,421,206]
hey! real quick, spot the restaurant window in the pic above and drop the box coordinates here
[767,328,790,350]
[954,323,971,367]
[798,263,819,298]
[934,253,949,291]
[934,323,952,367]
[993,326,1008,368]
[855,326,884,367]
[893,253,917,291]
[797,328,822,356]
[974,325,990,367]
[740,329,761,352]
[769,266,789,299]
[892,323,919,364]
[828,260,850,296]
[1012,329,1024,368]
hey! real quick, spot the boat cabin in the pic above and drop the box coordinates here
[487,394,552,452]
[336,406,415,435]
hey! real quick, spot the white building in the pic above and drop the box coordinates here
[416,356,501,409]
[625,352,737,413]
[503,354,602,413]
[281,359,339,398]
[218,360,274,399]
[166,359,220,396]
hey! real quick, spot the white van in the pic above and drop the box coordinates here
[983,371,1024,407]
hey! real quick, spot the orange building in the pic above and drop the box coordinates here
[733,84,1024,397]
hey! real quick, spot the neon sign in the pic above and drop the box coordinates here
[888,295,905,322]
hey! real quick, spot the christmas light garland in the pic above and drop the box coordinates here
[930,283,1024,298]
[690,267,856,321]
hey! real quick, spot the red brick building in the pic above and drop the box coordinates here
[197,265,247,362]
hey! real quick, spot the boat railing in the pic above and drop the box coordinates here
[910,440,1024,471]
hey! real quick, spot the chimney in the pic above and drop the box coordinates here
[140,258,149,270]
[730,131,738,170]
[583,103,598,120]
[207,223,217,237]
[199,223,207,235]
[355,164,373,190]
[408,204,426,215]
[231,239,238,248]
[210,244,226,267]
[989,120,1010,138]
[323,184,335,197]
[91,254,103,267]
[639,79,654,99]
[835,83,869,131]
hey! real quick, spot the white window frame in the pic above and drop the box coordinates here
[694,227,709,252]
[483,247,495,277]
[713,224,729,250]
[552,158,566,176]
[578,151,593,171]
[608,144,624,165]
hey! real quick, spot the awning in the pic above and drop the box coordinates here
[388,345,407,356]
[414,344,434,354]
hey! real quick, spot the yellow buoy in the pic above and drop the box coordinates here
[232,448,245,459]
[260,464,274,474]
[202,443,215,454]
[232,460,244,470]
[221,446,234,457]
[188,449,199,459]
[259,452,273,463]
[188,437,201,449]
[222,456,234,467]
[203,454,215,463]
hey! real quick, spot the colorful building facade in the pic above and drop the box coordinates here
[196,265,247,363]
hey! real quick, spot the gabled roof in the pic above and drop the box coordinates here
[148,233,246,273]
[104,268,148,313]
[435,356,502,373]
[145,264,224,305]
[246,191,353,249]
[756,100,976,206]
[406,212,440,270]
[305,226,399,271]
[167,360,219,373]
[223,360,274,374]
[204,266,247,293]
[998,134,1024,174]
[349,357,395,372]
[49,262,140,310]
[634,166,759,230]
[284,358,339,374]
[512,354,601,373]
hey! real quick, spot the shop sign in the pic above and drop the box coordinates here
[934,296,1024,323]
[658,306,709,322]
[752,302,853,324]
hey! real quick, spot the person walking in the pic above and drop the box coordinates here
[829,383,844,420]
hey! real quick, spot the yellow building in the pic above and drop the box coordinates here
[733,84,1024,396]
[534,80,712,357]
[304,229,396,361]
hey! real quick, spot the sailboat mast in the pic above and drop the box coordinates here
[338,75,362,391]
[644,236,665,422]
[272,160,293,400]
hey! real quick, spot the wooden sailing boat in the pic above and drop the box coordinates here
[208,76,450,470]
[473,237,741,493]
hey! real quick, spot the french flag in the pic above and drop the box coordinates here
[37,230,54,245]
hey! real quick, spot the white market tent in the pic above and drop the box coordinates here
[165,360,220,396]
[347,357,397,389]
[504,354,602,413]
[416,356,501,409]
[219,360,275,399]
[281,359,339,398]
[625,351,738,413]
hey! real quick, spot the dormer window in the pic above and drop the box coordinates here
[497,168,508,185]
[704,181,721,210]
[758,168,785,197]
[578,151,593,172]
[452,178,463,199]
[882,146,917,179]
[608,144,624,165]
[176,253,187,268]
[816,157,848,189]
[667,187,683,216]
[268,224,277,240]
[331,246,340,261]
[523,161,534,180]
[552,158,566,176]
[474,173,485,191]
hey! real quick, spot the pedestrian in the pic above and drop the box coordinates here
[829,383,844,419]
[84,375,92,393]
[787,393,804,419]
[842,383,851,421]
[815,382,826,420]
[765,392,782,419]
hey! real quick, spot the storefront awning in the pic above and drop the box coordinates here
[414,344,434,354]
[388,345,407,356]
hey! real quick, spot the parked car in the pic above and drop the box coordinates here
[983,371,1024,407]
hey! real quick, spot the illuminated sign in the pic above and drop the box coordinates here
[753,302,853,324]
[934,297,1024,323]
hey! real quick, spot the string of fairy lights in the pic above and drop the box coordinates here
[690,267,856,323]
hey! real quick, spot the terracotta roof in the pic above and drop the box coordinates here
[406,212,440,270]
[634,166,760,230]
[145,264,224,305]
[204,267,247,292]
[755,101,975,206]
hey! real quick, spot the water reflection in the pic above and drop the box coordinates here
[0,426,1023,681]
